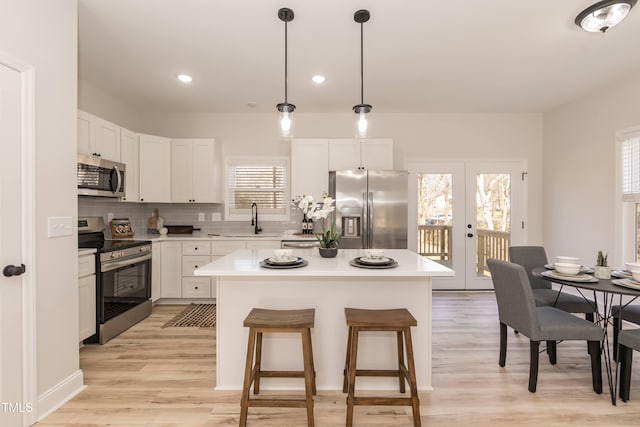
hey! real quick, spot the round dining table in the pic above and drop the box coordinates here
[532,266,640,405]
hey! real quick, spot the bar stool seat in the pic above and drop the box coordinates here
[239,308,316,427]
[343,308,421,427]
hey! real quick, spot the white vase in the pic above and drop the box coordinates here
[594,266,611,279]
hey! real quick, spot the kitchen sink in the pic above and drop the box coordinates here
[220,233,280,238]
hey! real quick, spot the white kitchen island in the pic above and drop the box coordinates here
[195,248,453,391]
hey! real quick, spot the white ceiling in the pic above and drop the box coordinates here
[78,0,640,114]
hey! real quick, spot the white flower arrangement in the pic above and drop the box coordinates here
[292,193,339,248]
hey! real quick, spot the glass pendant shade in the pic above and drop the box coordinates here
[353,104,372,139]
[575,0,636,33]
[277,103,295,138]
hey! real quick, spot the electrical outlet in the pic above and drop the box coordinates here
[211,212,221,221]
[198,212,205,222]
[107,212,114,222]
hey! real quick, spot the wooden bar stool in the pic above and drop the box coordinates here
[343,308,421,427]
[239,308,316,427]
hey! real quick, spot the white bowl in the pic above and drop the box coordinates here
[625,262,640,272]
[555,256,580,265]
[632,271,640,283]
[272,249,294,260]
[364,249,385,259]
[555,263,581,275]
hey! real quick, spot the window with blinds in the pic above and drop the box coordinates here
[621,133,640,200]
[226,157,289,219]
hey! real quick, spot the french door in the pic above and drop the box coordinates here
[407,159,526,290]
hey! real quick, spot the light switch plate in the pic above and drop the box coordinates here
[47,216,73,238]
[198,212,205,222]
[211,212,221,221]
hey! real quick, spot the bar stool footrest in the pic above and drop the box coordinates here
[259,370,307,378]
[247,398,312,408]
[352,396,415,406]
[355,369,405,377]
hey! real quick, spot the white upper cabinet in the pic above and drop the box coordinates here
[139,134,171,202]
[171,138,218,203]
[328,138,393,170]
[291,139,329,200]
[77,110,121,162]
[120,128,139,202]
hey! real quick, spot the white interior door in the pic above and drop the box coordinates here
[0,61,25,426]
[407,159,525,290]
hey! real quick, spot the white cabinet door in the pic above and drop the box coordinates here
[78,275,96,341]
[78,253,96,341]
[77,110,121,161]
[171,139,192,202]
[171,138,217,203]
[120,128,139,202]
[77,110,92,155]
[360,138,393,170]
[328,138,394,170]
[160,240,182,298]
[151,242,161,302]
[329,139,360,170]
[192,139,217,202]
[139,134,171,202]
[93,117,121,161]
[291,139,329,199]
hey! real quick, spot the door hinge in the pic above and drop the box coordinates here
[521,172,528,181]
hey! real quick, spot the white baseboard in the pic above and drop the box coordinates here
[36,369,85,423]
[154,298,215,305]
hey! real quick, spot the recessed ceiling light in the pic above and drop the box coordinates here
[177,74,193,83]
[312,75,326,84]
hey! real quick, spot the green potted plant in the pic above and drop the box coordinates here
[594,250,611,279]
[310,194,340,257]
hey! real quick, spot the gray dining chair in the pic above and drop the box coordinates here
[487,258,603,393]
[618,328,640,401]
[509,246,596,321]
[612,305,640,360]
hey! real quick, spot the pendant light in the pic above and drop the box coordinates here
[277,8,295,139]
[575,0,637,33]
[353,9,372,140]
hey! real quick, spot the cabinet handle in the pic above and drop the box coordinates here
[195,286,198,290]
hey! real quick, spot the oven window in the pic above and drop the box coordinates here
[101,259,150,322]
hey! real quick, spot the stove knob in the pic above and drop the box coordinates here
[110,252,117,259]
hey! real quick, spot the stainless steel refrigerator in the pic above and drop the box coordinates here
[329,170,408,249]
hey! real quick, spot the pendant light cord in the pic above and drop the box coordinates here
[360,21,364,105]
[284,19,288,104]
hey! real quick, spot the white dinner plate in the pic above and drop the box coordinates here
[541,270,599,283]
[266,256,302,265]
[612,278,640,291]
[544,264,593,274]
[359,256,392,265]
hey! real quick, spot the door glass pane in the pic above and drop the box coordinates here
[476,173,511,277]
[417,173,453,267]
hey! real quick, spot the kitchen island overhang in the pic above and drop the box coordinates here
[195,248,453,391]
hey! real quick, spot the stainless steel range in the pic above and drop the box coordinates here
[78,216,152,344]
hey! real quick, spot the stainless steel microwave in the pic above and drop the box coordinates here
[77,154,126,198]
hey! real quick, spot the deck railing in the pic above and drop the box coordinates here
[417,225,510,274]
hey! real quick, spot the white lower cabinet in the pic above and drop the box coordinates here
[78,253,96,341]
[157,239,281,301]
[160,240,182,298]
[151,242,161,302]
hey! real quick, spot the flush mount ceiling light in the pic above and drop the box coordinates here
[575,0,637,33]
[353,9,372,140]
[312,75,326,84]
[177,74,193,83]
[276,7,295,139]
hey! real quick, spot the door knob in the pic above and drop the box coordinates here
[3,264,26,277]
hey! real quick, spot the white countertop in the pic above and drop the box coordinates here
[128,232,315,242]
[194,248,454,277]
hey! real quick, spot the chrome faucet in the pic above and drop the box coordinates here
[251,202,262,234]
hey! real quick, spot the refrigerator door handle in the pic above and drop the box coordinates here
[368,191,373,248]
[362,192,367,249]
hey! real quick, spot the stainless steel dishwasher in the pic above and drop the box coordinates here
[280,239,320,249]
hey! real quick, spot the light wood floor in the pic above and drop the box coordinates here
[37,293,640,426]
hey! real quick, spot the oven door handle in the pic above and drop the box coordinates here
[101,253,152,272]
